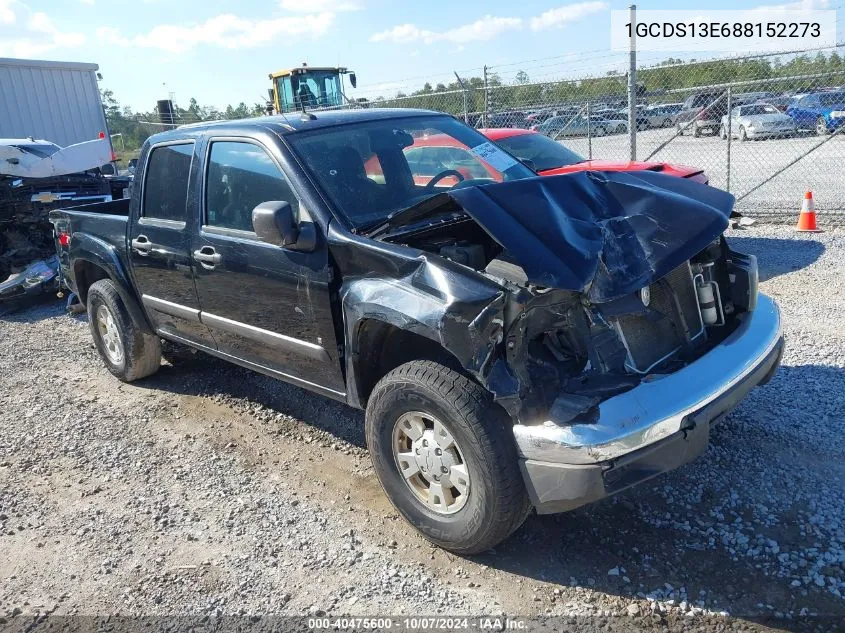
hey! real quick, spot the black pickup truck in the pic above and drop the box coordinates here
[50,109,783,554]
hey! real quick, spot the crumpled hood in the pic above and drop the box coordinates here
[448,170,734,302]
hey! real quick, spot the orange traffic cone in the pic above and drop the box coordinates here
[796,191,822,232]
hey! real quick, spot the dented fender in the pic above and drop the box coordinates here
[333,233,517,409]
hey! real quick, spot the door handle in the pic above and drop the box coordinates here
[131,235,153,254]
[193,246,222,268]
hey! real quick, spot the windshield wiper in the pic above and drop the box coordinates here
[364,193,465,239]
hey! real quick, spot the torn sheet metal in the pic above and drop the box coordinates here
[0,137,112,178]
[447,170,734,302]
[0,255,59,306]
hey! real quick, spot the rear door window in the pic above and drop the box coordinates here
[142,143,194,222]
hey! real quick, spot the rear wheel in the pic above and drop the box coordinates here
[720,125,727,140]
[693,125,702,138]
[615,124,626,134]
[365,360,531,554]
[816,116,829,136]
[739,126,748,141]
[663,118,673,128]
[87,279,161,382]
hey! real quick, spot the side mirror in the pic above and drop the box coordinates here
[268,88,275,102]
[349,72,357,89]
[251,201,317,252]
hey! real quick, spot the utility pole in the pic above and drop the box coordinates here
[627,4,637,161]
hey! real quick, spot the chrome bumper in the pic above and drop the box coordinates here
[513,294,782,466]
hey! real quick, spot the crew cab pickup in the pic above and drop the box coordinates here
[50,109,783,555]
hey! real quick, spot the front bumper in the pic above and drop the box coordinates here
[747,126,796,138]
[514,293,783,514]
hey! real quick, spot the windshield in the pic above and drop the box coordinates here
[494,133,584,172]
[287,115,534,229]
[819,92,845,106]
[9,143,61,158]
[743,104,778,115]
[277,70,344,113]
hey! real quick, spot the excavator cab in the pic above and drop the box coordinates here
[269,64,357,114]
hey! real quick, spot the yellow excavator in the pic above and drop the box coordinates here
[268,63,358,114]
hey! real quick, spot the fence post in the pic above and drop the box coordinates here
[725,86,732,193]
[483,65,489,127]
[587,101,592,159]
[627,4,637,161]
[454,72,469,124]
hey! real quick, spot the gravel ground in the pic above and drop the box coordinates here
[1,225,843,632]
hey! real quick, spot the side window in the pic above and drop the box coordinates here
[205,141,297,233]
[143,143,194,222]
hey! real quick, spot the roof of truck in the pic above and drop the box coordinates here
[164,108,442,140]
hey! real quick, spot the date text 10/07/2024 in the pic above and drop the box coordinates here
[307,617,528,630]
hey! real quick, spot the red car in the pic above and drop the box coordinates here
[481,128,709,183]
[364,128,708,188]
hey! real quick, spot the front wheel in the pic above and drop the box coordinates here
[366,361,531,554]
[739,126,748,141]
[816,116,829,136]
[720,125,727,140]
[616,124,626,134]
[87,279,161,382]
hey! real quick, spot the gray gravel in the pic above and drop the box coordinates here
[0,224,843,631]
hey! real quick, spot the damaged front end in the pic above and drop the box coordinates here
[375,170,782,513]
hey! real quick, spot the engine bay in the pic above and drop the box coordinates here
[384,218,756,423]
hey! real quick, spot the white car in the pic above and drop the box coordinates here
[720,103,797,140]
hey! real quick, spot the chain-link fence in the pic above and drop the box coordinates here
[343,42,845,222]
[130,42,845,222]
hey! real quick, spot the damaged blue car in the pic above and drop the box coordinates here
[50,109,783,554]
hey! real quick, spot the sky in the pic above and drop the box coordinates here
[0,0,839,112]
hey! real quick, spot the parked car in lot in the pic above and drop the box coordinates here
[787,91,845,135]
[381,128,709,186]
[538,114,626,138]
[643,103,684,127]
[484,128,709,182]
[50,109,782,554]
[767,95,796,112]
[720,103,797,140]
[486,110,528,129]
[676,91,729,137]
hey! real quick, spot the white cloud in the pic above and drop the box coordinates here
[529,1,608,31]
[279,0,359,12]
[97,12,335,53]
[0,9,86,57]
[0,0,16,24]
[370,15,523,44]
[370,4,606,45]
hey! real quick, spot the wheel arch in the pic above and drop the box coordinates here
[348,318,467,409]
[69,235,154,335]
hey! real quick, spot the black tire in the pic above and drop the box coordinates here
[676,122,684,136]
[816,116,829,136]
[365,360,531,555]
[693,125,702,138]
[739,126,748,142]
[87,279,161,382]
[720,125,727,140]
[616,124,626,134]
